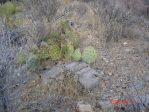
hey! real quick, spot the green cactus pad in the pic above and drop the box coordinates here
[49,44,62,61]
[27,54,40,71]
[61,21,71,34]
[35,47,50,60]
[82,46,97,64]
[65,31,80,48]
[0,2,16,16]
[63,43,74,59]
[50,32,60,39]
[72,48,81,61]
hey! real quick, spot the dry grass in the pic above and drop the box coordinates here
[47,72,89,99]
[21,72,89,103]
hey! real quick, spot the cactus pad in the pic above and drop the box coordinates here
[72,48,81,61]
[82,46,97,64]
[0,2,16,16]
[49,44,62,61]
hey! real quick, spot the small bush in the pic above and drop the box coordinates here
[27,54,40,71]
[17,53,26,65]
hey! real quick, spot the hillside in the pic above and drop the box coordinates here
[0,0,149,112]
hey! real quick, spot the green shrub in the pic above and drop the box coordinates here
[27,54,40,71]
[17,53,26,64]
[72,48,81,61]
[82,46,97,64]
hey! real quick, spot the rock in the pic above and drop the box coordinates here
[65,62,79,71]
[123,42,128,47]
[42,66,64,84]
[76,67,91,75]
[97,100,113,111]
[77,103,93,112]
[65,62,88,72]
[65,62,103,90]
[129,80,145,91]
[143,72,149,82]
[79,70,99,90]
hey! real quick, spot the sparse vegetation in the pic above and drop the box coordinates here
[17,53,26,64]
[0,0,149,112]
[27,54,40,71]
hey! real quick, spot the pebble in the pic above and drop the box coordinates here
[77,103,93,112]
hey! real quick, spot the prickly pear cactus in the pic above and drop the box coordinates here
[0,1,16,16]
[35,47,50,60]
[27,54,40,71]
[82,46,97,64]
[49,44,62,61]
[63,43,74,59]
[61,21,71,34]
[72,48,81,61]
[66,31,80,48]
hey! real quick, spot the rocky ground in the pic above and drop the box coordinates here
[0,0,149,112]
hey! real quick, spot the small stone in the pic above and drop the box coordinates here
[123,42,128,46]
[98,100,113,111]
[77,103,93,112]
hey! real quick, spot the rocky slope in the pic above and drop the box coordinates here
[0,0,149,112]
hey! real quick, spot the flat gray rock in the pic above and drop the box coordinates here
[65,62,79,71]
[79,70,99,90]
[42,62,104,90]
[65,62,103,90]
[76,67,91,75]
[42,66,64,84]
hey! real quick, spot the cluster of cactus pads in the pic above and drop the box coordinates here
[0,1,23,16]
[17,21,97,72]
[0,1,16,16]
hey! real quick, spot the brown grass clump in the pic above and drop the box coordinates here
[47,72,88,99]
